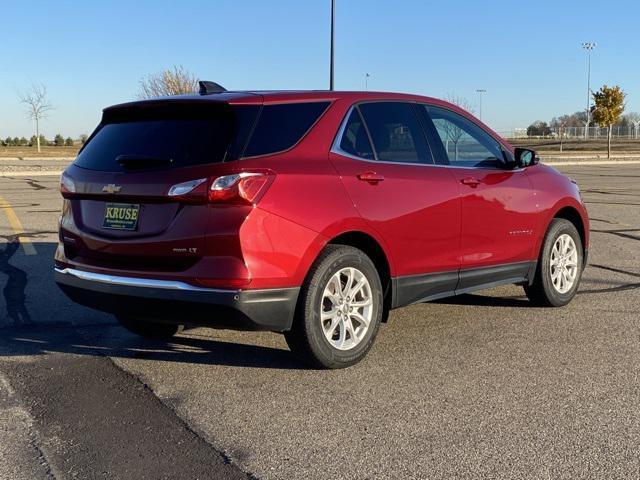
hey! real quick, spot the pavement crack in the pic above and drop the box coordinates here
[27,425,57,480]
[0,371,56,479]
[591,228,640,242]
[24,179,48,191]
[582,188,640,197]
[578,282,640,295]
[590,263,640,279]
[589,217,633,227]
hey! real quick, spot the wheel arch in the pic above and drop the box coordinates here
[552,205,587,254]
[327,231,393,322]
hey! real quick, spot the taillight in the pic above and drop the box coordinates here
[167,178,208,203]
[209,172,272,205]
[60,171,76,196]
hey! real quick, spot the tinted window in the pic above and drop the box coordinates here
[243,102,330,157]
[338,109,374,159]
[425,106,504,168]
[358,102,431,164]
[75,104,259,172]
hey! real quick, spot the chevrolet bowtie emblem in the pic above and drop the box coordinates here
[102,184,122,194]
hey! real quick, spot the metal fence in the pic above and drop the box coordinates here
[498,125,640,140]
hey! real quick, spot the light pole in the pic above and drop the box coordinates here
[365,73,370,91]
[582,42,596,139]
[329,0,335,90]
[476,89,486,121]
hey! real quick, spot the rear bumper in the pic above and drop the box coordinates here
[54,268,299,332]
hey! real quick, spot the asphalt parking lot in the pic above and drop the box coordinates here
[1,163,639,479]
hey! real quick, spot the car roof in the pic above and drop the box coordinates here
[105,90,450,108]
[102,90,511,149]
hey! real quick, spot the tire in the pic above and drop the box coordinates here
[116,315,184,339]
[524,218,583,307]
[284,245,384,369]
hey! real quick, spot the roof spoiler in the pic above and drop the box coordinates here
[199,80,227,95]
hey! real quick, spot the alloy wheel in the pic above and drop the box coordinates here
[320,267,373,351]
[549,233,579,294]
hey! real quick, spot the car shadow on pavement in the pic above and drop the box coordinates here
[2,241,638,369]
[433,293,531,308]
[0,241,305,369]
[0,324,306,370]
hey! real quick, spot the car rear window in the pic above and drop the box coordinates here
[75,103,260,172]
[242,102,330,157]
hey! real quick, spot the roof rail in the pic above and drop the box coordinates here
[198,81,227,95]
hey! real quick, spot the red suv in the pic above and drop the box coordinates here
[55,84,589,368]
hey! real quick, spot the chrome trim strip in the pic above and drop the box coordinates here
[330,103,525,172]
[331,146,524,172]
[54,267,237,293]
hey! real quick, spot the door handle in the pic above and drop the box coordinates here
[461,176,481,187]
[357,172,385,184]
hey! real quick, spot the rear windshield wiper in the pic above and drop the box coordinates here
[116,154,174,169]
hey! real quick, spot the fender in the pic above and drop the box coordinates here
[291,216,397,287]
[533,196,590,261]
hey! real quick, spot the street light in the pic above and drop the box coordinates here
[476,89,486,121]
[329,0,335,90]
[582,42,596,139]
[365,73,370,91]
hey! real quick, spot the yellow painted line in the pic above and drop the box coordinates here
[0,195,37,255]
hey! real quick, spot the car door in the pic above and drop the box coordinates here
[329,101,461,306]
[420,104,539,292]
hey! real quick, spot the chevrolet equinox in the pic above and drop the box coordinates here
[55,83,589,368]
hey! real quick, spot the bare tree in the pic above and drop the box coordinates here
[622,112,640,139]
[138,65,198,99]
[551,115,571,152]
[440,94,475,160]
[18,84,52,153]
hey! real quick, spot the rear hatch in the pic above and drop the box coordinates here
[60,100,260,271]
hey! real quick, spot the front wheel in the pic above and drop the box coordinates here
[524,218,584,307]
[284,245,384,369]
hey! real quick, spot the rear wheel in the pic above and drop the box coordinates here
[284,245,384,369]
[525,218,583,307]
[116,315,184,339]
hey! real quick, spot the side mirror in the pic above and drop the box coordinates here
[514,148,539,168]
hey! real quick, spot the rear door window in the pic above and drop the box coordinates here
[242,102,330,157]
[338,109,375,160]
[358,102,432,164]
[75,103,259,172]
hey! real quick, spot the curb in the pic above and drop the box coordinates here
[0,171,64,177]
[544,160,640,166]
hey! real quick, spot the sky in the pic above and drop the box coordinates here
[1,0,639,139]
